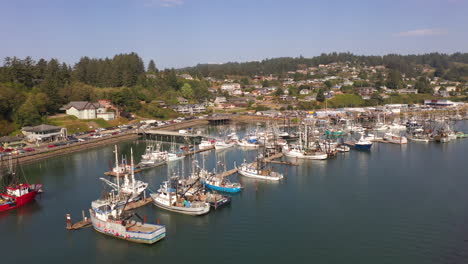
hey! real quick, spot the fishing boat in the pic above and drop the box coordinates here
[383,133,408,144]
[354,137,373,150]
[214,141,235,150]
[90,192,166,244]
[204,192,231,209]
[0,158,43,212]
[151,179,210,216]
[202,174,242,193]
[237,156,284,181]
[407,135,430,143]
[199,139,214,150]
[237,138,259,148]
[101,146,148,203]
[336,145,350,152]
[284,145,328,160]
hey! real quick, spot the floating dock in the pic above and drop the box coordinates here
[66,212,92,230]
[124,197,153,211]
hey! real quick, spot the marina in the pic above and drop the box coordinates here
[1,119,468,263]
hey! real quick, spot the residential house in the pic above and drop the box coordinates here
[177,97,189,104]
[230,89,243,96]
[172,104,206,115]
[22,124,67,143]
[397,89,418,94]
[179,74,194,80]
[299,89,310,95]
[221,83,241,91]
[214,96,227,104]
[61,101,115,120]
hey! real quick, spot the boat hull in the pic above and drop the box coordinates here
[151,198,210,216]
[0,184,42,213]
[354,143,372,150]
[90,210,166,244]
[203,182,241,193]
[285,151,328,160]
[238,169,282,181]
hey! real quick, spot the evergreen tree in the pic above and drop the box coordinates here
[316,89,325,102]
[148,60,158,73]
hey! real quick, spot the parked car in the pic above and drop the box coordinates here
[24,148,36,152]
[112,132,119,135]
[48,145,56,148]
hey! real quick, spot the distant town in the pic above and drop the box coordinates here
[0,52,467,152]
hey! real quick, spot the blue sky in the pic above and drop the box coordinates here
[1,0,467,68]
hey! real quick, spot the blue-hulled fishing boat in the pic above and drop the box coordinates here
[202,176,242,193]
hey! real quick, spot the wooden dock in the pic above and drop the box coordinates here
[264,153,299,166]
[66,212,92,230]
[124,197,153,211]
[217,168,239,178]
[182,146,214,156]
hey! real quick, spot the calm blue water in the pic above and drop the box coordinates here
[1,121,468,264]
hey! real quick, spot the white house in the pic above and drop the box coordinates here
[214,97,227,104]
[61,101,115,120]
[299,89,310,95]
[230,89,243,96]
[221,83,241,91]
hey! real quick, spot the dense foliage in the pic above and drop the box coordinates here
[181,52,468,81]
[0,53,211,135]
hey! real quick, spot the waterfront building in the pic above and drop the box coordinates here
[22,124,67,143]
[61,101,115,120]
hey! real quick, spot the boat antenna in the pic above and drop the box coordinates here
[131,147,135,192]
[115,145,119,192]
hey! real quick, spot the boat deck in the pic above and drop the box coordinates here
[124,197,152,211]
[126,222,163,233]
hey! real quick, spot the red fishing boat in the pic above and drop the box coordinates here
[0,158,43,212]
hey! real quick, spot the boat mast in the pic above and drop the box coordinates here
[130,147,135,192]
[115,145,120,192]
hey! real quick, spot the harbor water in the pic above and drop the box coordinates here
[1,121,468,264]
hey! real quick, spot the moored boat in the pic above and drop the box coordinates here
[90,193,166,244]
[0,158,43,213]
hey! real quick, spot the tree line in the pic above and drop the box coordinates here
[0,53,211,136]
[180,52,468,81]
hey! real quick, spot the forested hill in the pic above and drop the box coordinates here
[180,52,468,81]
[0,52,210,135]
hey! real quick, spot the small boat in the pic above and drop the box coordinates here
[199,140,214,150]
[90,193,166,244]
[284,146,328,160]
[237,158,284,181]
[0,158,43,212]
[237,139,259,148]
[336,145,350,152]
[354,138,373,150]
[214,141,235,150]
[384,133,408,144]
[204,193,231,209]
[151,180,210,216]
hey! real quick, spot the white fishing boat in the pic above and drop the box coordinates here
[151,180,210,216]
[101,146,148,203]
[284,146,328,160]
[336,145,350,152]
[199,140,214,150]
[214,141,235,150]
[237,139,259,148]
[384,133,408,144]
[90,191,166,244]
[237,160,283,181]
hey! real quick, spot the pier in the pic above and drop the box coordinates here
[124,197,153,211]
[140,130,204,144]
[66,212,92,230]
